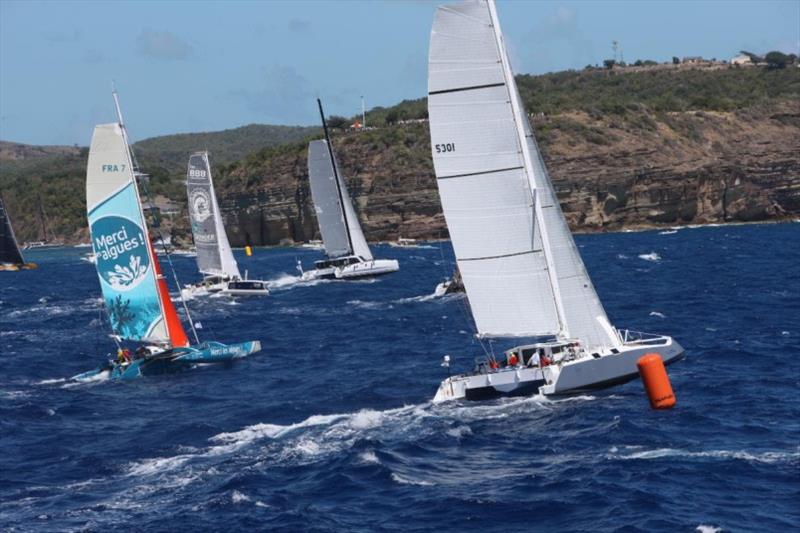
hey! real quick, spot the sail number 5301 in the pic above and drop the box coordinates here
[435,143,455,153]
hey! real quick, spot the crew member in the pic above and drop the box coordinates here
[508,351,519,366]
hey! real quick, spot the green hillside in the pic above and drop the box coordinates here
[1,65,797,244]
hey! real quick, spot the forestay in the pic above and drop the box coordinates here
[0,196,25,265]
[307,140,372,260]
[86,123,183,346]
[187,152,240,279]
[428,0,618,350]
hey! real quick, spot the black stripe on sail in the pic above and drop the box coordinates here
[429,82,505,96]
[438,166,523,181]
[460,249,541,262]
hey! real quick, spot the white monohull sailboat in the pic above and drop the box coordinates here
[183,152,268,296]
[428,0,683,401]
[299,99,399,280]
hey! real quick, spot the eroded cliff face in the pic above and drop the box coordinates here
[211,100,799,246]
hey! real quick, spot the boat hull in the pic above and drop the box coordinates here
[301,258,399,281]
[433,335,684,402]
[182,279,268,297]
[71,340,261,382]
[335,259,399,279]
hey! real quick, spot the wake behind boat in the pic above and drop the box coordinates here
[298,99,399,281]
[428,0,683,402]
[72,91,261,382]
[182,151,268,297]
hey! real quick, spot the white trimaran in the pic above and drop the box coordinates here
[429,0,684,401]
[183,152,268,296]
[299,99,399,280]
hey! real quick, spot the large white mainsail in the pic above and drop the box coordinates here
[307,140,373,261]
[187,152,241,279]
[428,0,619,350]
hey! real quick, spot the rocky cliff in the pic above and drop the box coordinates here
[213,100,799,246]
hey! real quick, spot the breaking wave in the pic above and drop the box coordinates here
[607,446,799,464]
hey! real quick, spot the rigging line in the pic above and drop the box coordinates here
[138,176,201,346]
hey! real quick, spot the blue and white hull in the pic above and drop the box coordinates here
[71,340,261,382]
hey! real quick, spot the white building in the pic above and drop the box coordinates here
[731,54,753,66]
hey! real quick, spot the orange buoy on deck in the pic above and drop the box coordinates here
[637,353,676,409]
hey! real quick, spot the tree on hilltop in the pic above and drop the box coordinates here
[765,51,789,69]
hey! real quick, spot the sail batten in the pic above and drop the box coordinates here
[429,0,619,350]
[187,152,240,279]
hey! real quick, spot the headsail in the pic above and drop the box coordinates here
[428,0,618,350]
[87,123,188,347]
[187,152,240,279]
[0,195,25,265]
[307,140,372,260]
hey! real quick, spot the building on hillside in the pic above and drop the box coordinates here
[731,54,754,66]
[682,56,704,64]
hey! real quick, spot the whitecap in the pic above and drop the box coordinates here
[696,526,723,533]
[127,454,191,477]
[347,299,392,310]
[649,311,666,318]
[391,472,434,486]
[446,425,472,439]
[358,450,380,465]
[609,447,799,464]
[658,230,678,235]
[638,252,661,262]
[616,254,629,259]
[231,490,251,504]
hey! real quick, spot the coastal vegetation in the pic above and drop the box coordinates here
[1,65,797,243]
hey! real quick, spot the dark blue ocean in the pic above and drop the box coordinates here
[1,223,798,532]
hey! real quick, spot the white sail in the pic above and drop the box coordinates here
[307,140,373,260]
[187,152,240,279]
[428,0,619,350]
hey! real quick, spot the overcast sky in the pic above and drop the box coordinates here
[1,0,798,146]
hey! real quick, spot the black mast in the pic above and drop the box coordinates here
[317,98,354,256]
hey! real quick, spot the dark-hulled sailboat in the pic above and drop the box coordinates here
[0,195,37,271]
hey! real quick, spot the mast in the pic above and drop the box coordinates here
[37,196,49,242]
[486,0,569,338]
[317,97,354,256]
[111,89,199,346]
[361,96,366,129]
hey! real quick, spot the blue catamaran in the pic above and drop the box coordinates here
[72,91,261,382]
